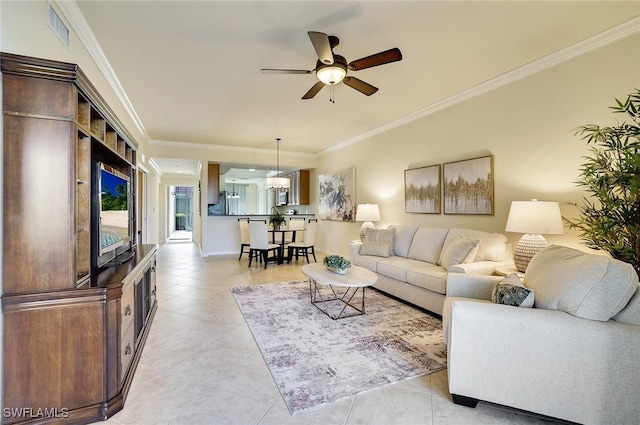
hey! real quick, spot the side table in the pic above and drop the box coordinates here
[494,265,525,279]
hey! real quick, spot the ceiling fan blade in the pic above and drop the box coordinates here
[343,76,378,96]
[348,47,402,71]
[261,68,312,74]
[302,82,325,100]
[308,31,334,65]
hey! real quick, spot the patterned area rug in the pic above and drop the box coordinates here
[231,281,447,414]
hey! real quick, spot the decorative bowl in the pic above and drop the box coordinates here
[326,266,349,275]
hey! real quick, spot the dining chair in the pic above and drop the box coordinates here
[237,218,251,260]
[286,219,317,264]
[248,220,281,268]
[285,217,306,243]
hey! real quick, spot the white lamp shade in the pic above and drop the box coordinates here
[356,204,381,222]
[505,201,564,235]
[265,176,290,189]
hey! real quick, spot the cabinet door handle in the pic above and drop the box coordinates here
[124,343,131,356]
[124,305,131,316]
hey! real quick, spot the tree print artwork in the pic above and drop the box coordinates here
[443,156,493,215]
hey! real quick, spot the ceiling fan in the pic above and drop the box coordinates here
[261,31,402,100]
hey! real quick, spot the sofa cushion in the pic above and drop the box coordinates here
[476,232,509,261]
[492,274,534,307]
[407,227,449,264]
[613,284,640,325]
[353,254,383,272]
[365,228,396,255]
[376,257,425,282]
[438,236,480,269]
[359,239,392,257]
[525,245,639,321]
[406,264,448,295]
[389,225,419,258]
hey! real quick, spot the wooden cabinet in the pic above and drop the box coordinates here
[285,169,310,205]
[1,53,155,424]
[207,162,220,204]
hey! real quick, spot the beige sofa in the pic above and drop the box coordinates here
[349,225,513,315]
[443,245,640,424]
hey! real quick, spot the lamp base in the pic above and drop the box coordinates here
[359,221,375,241]
[514,233,548,273]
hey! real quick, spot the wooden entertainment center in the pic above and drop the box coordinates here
[1,53,157,424]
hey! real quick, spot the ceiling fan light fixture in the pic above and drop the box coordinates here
[316,63,347,85]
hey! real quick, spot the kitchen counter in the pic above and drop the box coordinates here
[201,214,316,256]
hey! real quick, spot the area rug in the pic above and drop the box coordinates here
[231,280,447,414]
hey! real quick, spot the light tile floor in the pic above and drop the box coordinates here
[100,241,569,425]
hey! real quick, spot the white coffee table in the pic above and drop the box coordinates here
[301,263,378,320]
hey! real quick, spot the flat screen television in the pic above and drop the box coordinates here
[93,162,132,268]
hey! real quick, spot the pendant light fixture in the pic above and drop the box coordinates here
[265,138,290,189]
[227,180,240,199]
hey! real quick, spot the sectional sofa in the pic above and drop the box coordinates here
[349,225,514,315]
[443,245,640,424]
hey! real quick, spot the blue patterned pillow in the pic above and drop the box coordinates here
[492,275,534,307]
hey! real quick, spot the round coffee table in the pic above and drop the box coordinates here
[301,263,378,320]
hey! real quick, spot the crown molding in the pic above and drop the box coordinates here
[55,0,149,141]
[320,16,640,156]
[149,139,317,158]
[147,158,163,176]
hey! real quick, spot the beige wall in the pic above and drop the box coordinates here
[316,34,640,258]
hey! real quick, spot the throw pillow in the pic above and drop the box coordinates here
[475,232,509,261]
[359,240,392,258]
[439,236,480,269]
[364,227,395,257]
[492,274,534,307]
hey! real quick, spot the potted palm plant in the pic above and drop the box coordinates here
[565,88,640,274]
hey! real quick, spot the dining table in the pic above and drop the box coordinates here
[268,229,300,264]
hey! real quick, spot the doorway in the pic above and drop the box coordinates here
[168,185,194,242]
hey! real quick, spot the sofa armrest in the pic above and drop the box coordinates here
[348,241,362,261]
[448,260,514,275]
[446,273,501,300]
[447,300,640,424]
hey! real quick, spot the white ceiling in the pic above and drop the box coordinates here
[73,1,639,176]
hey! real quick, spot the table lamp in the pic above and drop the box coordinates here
[505,199,564,272]
[356,204,381,241]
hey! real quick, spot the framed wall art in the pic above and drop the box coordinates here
[404,164,441,214]
[443,155,494,215]
[318,167,356,221]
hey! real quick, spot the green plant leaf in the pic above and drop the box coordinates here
[569,88,640,275]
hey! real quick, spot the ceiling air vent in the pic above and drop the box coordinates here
[48,3,69,48]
